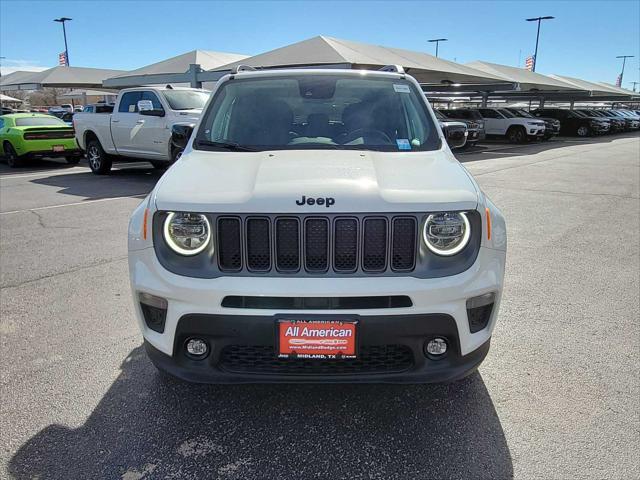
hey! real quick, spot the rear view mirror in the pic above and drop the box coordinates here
[171,123,195,152]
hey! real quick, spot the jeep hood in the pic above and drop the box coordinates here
[153,148,479,213]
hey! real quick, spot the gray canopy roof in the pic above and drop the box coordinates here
[465,61,579,92]
[548,75,633,97]
[0,70,45,90]
[105,49,248,87]
[0,66,124,91]
[211,36,509,85]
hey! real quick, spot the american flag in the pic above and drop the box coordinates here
[58,51,67,66]
[615,74,622,87]
[524,55,535,71]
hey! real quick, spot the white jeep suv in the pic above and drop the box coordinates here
[128,67,507,383]
[478,107,546,143]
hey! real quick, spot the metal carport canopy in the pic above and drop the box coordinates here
[204,36,509,85]
[464,61,584,93]
[0,66,124,91]
[103,49,248,88]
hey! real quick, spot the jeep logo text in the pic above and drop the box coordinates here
[295,195,335,207]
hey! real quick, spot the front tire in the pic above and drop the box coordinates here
[507,126,526,144]
[3,142,23,168]
[576,125,591,137]
[150,161,168,170]
[86,139,112,175]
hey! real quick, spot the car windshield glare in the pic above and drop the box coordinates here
[195,74,440,152]
[15,116,67,126]
[162,90,210,110]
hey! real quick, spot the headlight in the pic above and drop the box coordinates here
[423,212,471,256]
[163,212,211,255]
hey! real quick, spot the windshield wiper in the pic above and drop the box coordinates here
[194,139,258,152]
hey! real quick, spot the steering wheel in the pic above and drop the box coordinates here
[341,128,393,145]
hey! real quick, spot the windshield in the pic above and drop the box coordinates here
[498,109,517,118]
[15,116,67,126]
[195,74,440,152]
[513,109,534,118]
[571,111,588,118]
[162,90,210,110]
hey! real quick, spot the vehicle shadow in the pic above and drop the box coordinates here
[8,347,513,479]
[456,131,640,163]
[29,164,163,200]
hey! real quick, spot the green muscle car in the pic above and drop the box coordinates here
[0,113,82,168]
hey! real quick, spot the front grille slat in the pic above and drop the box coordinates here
[275,218,300,272]
[334,218,358,272]
[246,218,271,271]
[217,217,242,271]
[362,218,388,272]
[215,214,417,275]
[304,218,329,272]
[391,217,417,271]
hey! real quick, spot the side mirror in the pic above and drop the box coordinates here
[171,123,195,152]
[137,99,165,117]
[137,99,153,112]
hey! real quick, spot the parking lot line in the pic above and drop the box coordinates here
[0,194,148,215]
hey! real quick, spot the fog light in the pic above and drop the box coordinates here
[425,338,448,356]
[186,338,209,358]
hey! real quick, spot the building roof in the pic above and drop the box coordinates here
[212,36,509,85]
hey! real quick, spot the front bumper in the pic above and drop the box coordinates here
[526,127,546,137]
[129,245,505,383]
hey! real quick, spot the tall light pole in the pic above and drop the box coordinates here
[0,56,5,79]
[616,55,634,86]
[526,16,554,72]
[53,17,72,66]
[630,81,639,92]
[428,38,448,58]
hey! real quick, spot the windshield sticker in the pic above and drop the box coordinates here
[393,84,411,93]
[396,139,411,150]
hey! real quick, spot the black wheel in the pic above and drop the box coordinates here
[576,125,591,137]
[507,126,526,144]
[171,147,182,163]
[86,139,112,175]
[3,142,23,168]
[150,161,168,170]
[65,155,81,165]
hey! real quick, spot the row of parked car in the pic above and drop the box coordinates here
[1,87,639,169]
[435,107,640,149]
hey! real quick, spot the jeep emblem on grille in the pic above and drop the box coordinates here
[296,195,335,207]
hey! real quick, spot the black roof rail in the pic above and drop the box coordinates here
[231,65,257,74]
[379,65,405,74]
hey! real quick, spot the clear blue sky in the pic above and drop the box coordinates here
[1,0,638,86]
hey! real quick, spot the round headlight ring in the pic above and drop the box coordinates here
[423,211,471,256]
[163,211,211,256]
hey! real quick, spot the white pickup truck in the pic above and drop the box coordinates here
[73,86,209,174]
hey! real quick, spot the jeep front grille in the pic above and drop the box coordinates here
[216,214,418,275]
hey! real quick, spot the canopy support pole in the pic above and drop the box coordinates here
[188,64,202,89]
[569,100,575,110]
[480,92,489,107]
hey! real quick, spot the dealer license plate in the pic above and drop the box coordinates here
[277,319,357,359]
[52,145,65,152]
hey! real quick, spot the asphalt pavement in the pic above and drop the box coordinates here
[1,135,638,479]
